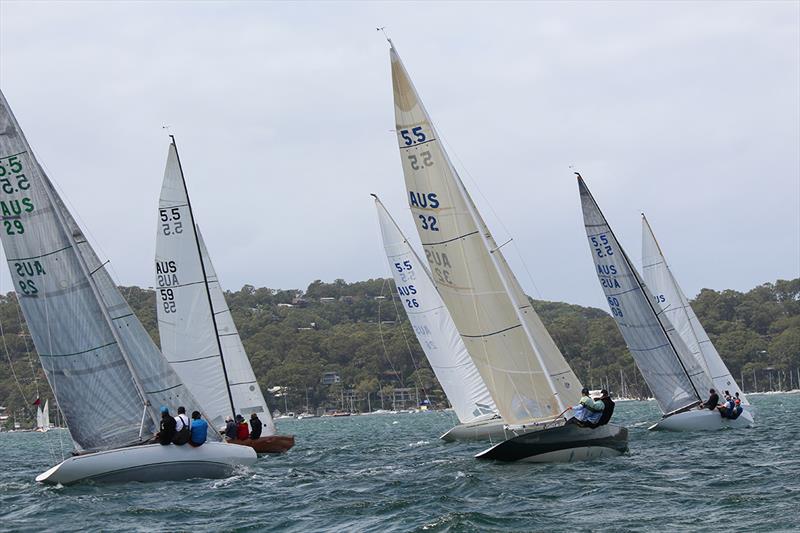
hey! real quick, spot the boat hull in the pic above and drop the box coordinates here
[227,435,295,454]
[648,408,754,431]
[475,423,628,462]
[36,442,257,486]
[440,417,507,442]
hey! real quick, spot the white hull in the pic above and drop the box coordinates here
[440,416,507,442]
[36,442,257,486]
[648,408,754,431]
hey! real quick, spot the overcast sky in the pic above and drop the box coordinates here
[0,1,797,310]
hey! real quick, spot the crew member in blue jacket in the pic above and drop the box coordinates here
[189,411,208,447]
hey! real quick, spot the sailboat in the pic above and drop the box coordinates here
[577,174,750,431]
[373,195,504,441]
[155,138,294,454]
[641,214,753,428]
[0,90,256,485]
[388,43,628,461]
[35,400,50,432]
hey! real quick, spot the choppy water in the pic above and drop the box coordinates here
[1,394,798,532]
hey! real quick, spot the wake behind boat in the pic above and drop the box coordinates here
[388,42,627,462]
[0,89,253,485]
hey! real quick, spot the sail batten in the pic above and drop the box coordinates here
[390,45,580,424]
[641,214,747,404]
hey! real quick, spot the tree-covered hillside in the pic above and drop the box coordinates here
[1,278,797,426]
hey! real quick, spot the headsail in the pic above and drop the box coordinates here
[0,90,199,452]
[577,175,712,414]
[641,214,747,404]
[197,227,277,434]
[42,399,50,430]
[390,43,581,425]
[374,195,498,423]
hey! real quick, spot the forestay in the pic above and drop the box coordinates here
[0,90,200,452]
[197,228,276,434]
[577,176,712,414]
[390,44,581,425]
[155,142,233,430]
[641,214,747,404]
[374,195,497,423]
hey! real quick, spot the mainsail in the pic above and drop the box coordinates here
[390,43,581,425]
[374,195,497,423]
[577,175,713,414]
[641,214,747,404]
[156,139,274,432]
[0,90,200,452]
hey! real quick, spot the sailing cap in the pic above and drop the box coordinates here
[160,406,169,413]
[581,387,590,394]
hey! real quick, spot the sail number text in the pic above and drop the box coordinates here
[590,234,614,258]
[399,126,427,146]
[156,260,179,313]
[0,154,35,237]
[159,207,183,235]
[394,259,419,308]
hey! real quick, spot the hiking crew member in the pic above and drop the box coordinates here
[189,411,208,447]
[250,413,263,440]
[700,389,719,410]
[235,414,249,440]
[570,387,604,426]
[173,406,191,445]
[595,389,615,427]
[157,406,176,445]
[224,416,237,440]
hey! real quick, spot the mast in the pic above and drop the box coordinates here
[169,136,236,419]
[577,174,702,402]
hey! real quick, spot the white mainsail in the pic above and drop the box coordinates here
[156,139,274,433]
[197,228,276,434]
[577,175,713,415]
[374,195,498,423]
[36,405,44,431]
[641,214,747,404]
[0,89,203,452]
[42,399,51,430]
[390,43,581,425]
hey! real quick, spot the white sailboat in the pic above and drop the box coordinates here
[373,195,504,442]
[35,400,50,432]
[388,43,627,461]
[155,138,294,453]
[577,174,750,431]
[0,90,256,485]
[641,213,753,428]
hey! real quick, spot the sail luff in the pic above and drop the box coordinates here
[641,214,748,404]
[390,44,580,424]
[168,137,236,419]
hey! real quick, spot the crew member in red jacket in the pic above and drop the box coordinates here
[235,414,249,440]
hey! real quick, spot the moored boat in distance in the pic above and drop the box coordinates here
[388,42,627,461]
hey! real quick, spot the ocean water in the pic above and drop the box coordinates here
[0,393,798,532]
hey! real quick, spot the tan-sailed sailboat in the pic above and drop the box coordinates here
[387,42,628,461]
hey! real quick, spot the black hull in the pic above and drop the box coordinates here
[475,423,628,462]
